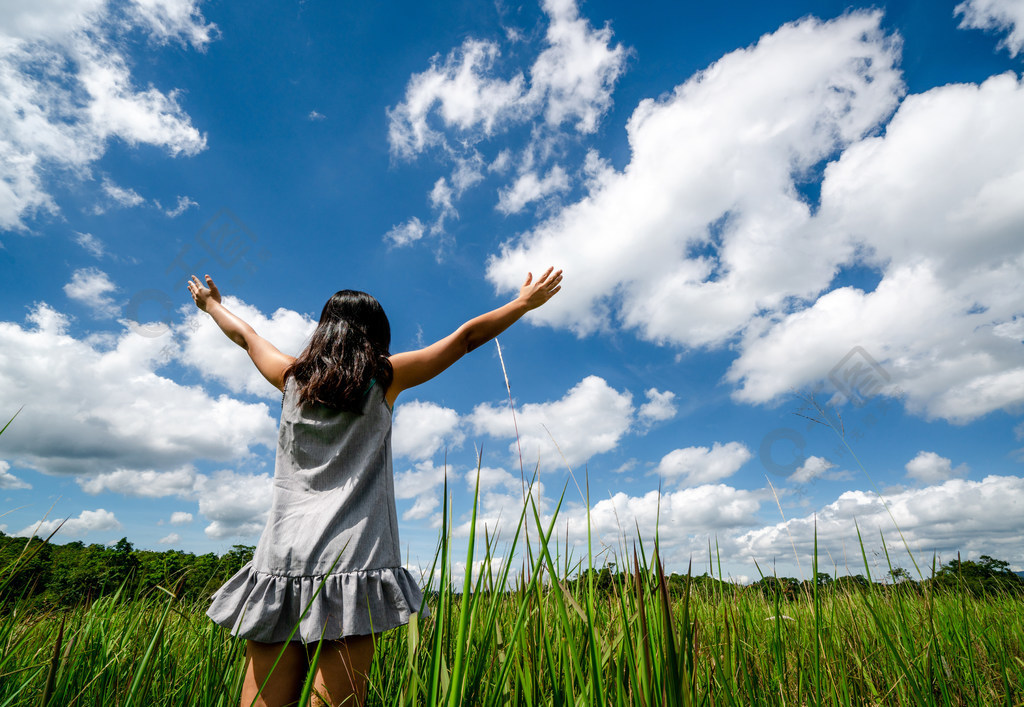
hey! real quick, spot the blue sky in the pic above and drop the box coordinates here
[1,0,1023,584]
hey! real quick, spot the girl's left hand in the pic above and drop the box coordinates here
[187,274,222,312]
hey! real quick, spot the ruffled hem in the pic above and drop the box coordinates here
[206,562,428,643]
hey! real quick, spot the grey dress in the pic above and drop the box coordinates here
[206,377,425,643]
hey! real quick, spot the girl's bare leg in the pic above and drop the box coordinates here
[241,640,308,707]
[309,633,376,706]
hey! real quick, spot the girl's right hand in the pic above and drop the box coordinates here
[187,274,222,312]
[518,267,563,310]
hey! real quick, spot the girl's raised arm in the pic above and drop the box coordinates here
[187,274,295,392]
[385,268,562,408]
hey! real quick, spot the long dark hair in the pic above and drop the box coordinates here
[285,290,394,412]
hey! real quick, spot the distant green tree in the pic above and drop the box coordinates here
[932,555,1024,596]
[888,567,912,584]
[752,576,800,601]
[833,574,870,592]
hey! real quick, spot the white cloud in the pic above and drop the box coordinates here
[737,475,1024,569]
[956,0,1024,57]
[905,451,969,484]
[393,400,465,461]
[466,465,522,494]
[0,461,31,490]
[161,194,198,217]
[308,110,326,121]
[654,442,752,486]
[638,388,677,424]
[395,460,450,524]
[387,0,626,160]
[169,511,193,525]
[74,461,270,541]
[453,478,548,540]
[0,303,278,477]
[387,39,527,159]
[77,465,198,497]
[428,177,458,234]
[526,0,628,133]
[451,153,486,193]
[486,12,902,345]
[394,459,450,500]
[74,231,105,258]
[127,0,218,48]
[790,455,850,485]
[101,178,145,209]
[496,165,570,214]
[16,508,120,539]
[729,73,1024,422]
[386,0,627,242]
[484,12,1024,426]
[562,484,763,548]
[177,295,316,399]
[195,470,273,539]
[385,217,427,247]
[158,532,180,544]
[0,0,211,229]
[469,375,634,470]
[403,494,439,522]
[64,267,119,318]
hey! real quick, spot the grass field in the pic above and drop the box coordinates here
[2,487,1023,706]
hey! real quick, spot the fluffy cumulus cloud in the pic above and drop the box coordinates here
[387,0,624,158]
[64,267,119,318]
[387,39,527,159]
[194,470,273,539]
[178,296,316,399]
[528,0,628,133]
[394,459,451,522]
[560,484,763,553]
[480,11,1024,425]
[790,455,850,485]
[487,12,902,341]
[496,165,570,215]
[393,400,465,461]
[469,375,634,470]
[729,73,1024,422]
[16,508,120,540]
[73,461,273,540]
[905,451,969,484]
[956,0,1024,57]
[737,475,1024,569]
[159,533,180,544]
[654,442,752,486]
[0,303,278,477]
[0,0,213,230]
[385,0,627,239]
[77,465,198,497]
[393,376,662,529]
[0,461,31,490]
[638,388,677,424]
[453,475,547,540]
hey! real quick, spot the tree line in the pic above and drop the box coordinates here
[572,554,1024,601]
[3,531,1022,613]
[0,532,253,611]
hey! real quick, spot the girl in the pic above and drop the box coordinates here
[187,268,562,707]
